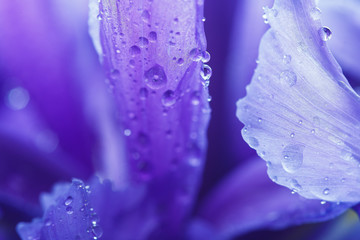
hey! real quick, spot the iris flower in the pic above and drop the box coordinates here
[0,0,359,239]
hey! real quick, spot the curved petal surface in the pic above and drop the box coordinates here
[192,158,353,240]
[90,0,211,236]
[237,0,360,202]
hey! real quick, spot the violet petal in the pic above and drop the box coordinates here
[193,158,354,240]
[17,178,159,240]
[0,0,99,176]
[237,0,360,202]
[90,0,211,236]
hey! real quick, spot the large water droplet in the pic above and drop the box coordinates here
[281,144,304,173]
[280,70,297,87]
[141,10,150,22]
[7,87,30,110]
[201,51,211,63]
[319,27,332,41]
[144,64,167,89]
[162,90,176,107]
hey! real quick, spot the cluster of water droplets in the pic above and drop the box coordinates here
[189,48,212,101]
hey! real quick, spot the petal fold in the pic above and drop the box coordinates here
[237,0,360,202]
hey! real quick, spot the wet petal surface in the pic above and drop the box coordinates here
[90,0,211,236]
[237,0,360,202]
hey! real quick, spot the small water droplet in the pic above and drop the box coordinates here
[66,206,74,214]
[290,132,295,138]
[310,7,322,20]
[202,17,206,22]
[319,27,332,41]
[262,12,269,24]
[311,129,315,134]
[129,45,141,56]
[110,69,120,79]
[200,64,212,80]
[320,200,327,205]
[144,64,167,89]
[64,196,73,206]
[161,90,176,107]
[138,37,149,47]
[323,188,330,195]
[97,14,102,21]
[283,55,292,64]
[177,58,184,65]
[201,51,211,63]
[281,144,304,173]
[139,87,148,100]
[141,10,150,22]
[248,137,259,148]
[92,225,103,238]
[148,31,157,41]
[191,91,201,105]
[280,70,297,87]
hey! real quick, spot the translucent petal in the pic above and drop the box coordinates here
[90,0,210,236]
[237,0,360,202]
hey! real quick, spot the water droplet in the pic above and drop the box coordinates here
[138,37,149,47]
[162,90,176,107]
[311,129,315,134]
[283,55,292,64]
[341,178,346,183]
[66,206,74,214]
[92,225,103,238]
[258,118,262,123]
[207,95,212,102]
[144,64,167,89]
[97,14,102,21]
[290,179,302,190]
[320,200,327,205]
[202,17,206,22]
[290,132,295,138]
[139,87,148,100]
[281,144,304,173]
[44,218,52,227]
[323,188,330,195]
[200,64,212,80]
[148,31,157,41]
[129,45,141,56]
[262,12,269,24]
[298,120,303,125]
[189,48,202,61]
[201,51,211,63]
[248,137,259,148]
[64,196,73,206]
[310,7,322,20]
[7,87,30,110]
[141,10,150,22]
[319,27,332,41]
[177,58,184,65]
[280,70,297,87]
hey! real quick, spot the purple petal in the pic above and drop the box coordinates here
[237,0,360,202]
[193,158,353,239]
[319,0,360,80]
[0,0,100,176]
[17,178,160,240]
[90,0,211,236]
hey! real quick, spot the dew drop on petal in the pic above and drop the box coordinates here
[161,90,176,107]
[129,45,141,56]
[144,64,167,89]
[200,64,212,80]
[148,31,157,41]
[139,87,148,100]
[310,7,322,20]
[281,144,304,173]
[282,54,292,64]
[64,196,73,206]
[138,37,149,47]
[323,188,330,195]
[280,70,297,87]
[319,27,332,41]
[189,48,202,61]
